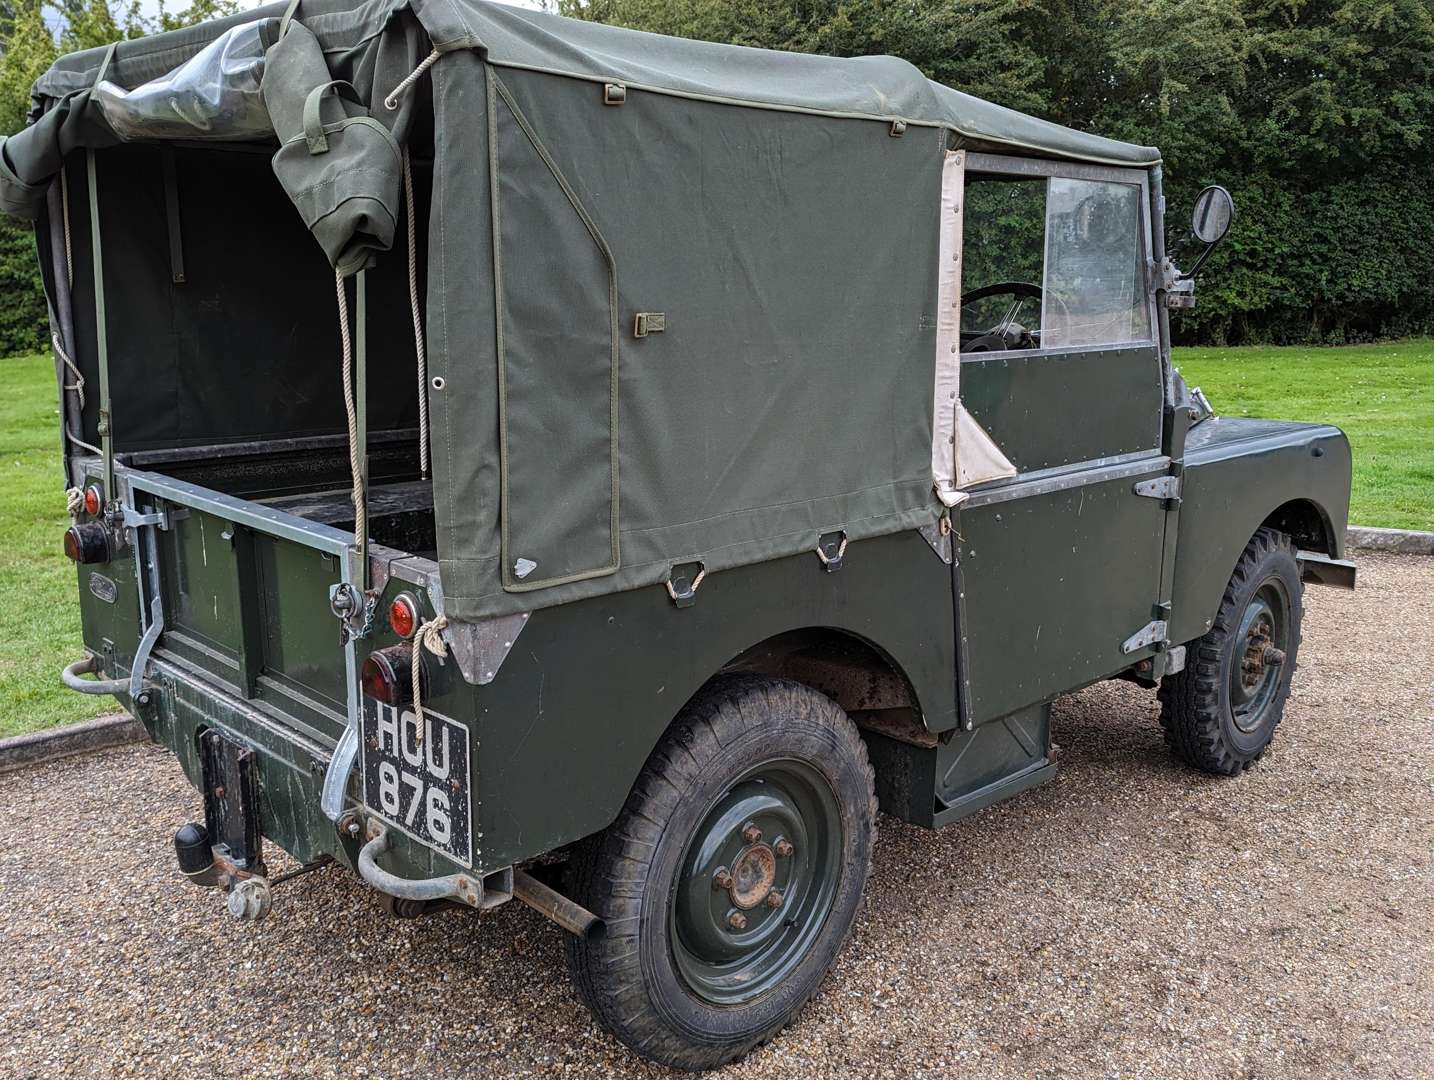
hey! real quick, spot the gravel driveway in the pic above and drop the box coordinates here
[1,553,1430,1078]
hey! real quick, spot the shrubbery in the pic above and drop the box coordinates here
[0,0,1428,352]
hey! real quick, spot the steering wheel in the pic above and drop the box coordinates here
[959,281,1066,352]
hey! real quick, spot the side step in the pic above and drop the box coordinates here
[859,703,1055,829]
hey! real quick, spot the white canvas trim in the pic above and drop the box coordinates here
[932,149,1016,505]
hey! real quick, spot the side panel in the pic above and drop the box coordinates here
[469,530,958,869]
[1170,418,1352,644]
[961,344,1161,471]
[955,465,1168,724]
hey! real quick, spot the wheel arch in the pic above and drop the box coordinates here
[1260,497,1338,556]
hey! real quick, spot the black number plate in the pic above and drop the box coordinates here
[360,704,472,867]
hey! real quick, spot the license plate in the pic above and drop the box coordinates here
[360,704,472,867]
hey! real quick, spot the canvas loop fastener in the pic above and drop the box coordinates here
[666,563,706,608]
[815,531,848,572]
[384,49,442,111]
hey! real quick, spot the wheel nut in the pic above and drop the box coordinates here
[742,822,762,844]
[766,890,784,909]
[774,838,794,858]
[727,911,747,931]
[1264,646,1286,665]
[713,867,733,890]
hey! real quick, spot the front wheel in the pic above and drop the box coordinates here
[1159,527,1304,775]
[565,676,877,1070]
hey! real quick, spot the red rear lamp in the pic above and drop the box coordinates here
[361,645,422,706]
[388,593,418,639]
[63,523,110,564]
[82,486,103,516]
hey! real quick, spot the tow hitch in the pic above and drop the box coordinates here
[173,728,276,921]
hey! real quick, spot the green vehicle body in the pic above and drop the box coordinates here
[19,1,1353,942]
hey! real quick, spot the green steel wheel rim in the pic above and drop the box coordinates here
[669,758,843,1006]
[1229,578,1290,734]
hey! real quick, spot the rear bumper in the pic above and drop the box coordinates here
[110,650,482,886]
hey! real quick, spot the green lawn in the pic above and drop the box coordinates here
[0,353,106,737]
[1174,340,1434,531]
[0,341,1430,739]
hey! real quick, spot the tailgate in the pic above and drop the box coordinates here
[124,469,362,760]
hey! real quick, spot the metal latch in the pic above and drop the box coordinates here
[633,312,666,338]
[1121,619,1169,654]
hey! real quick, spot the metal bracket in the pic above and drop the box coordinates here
[1162,643,1187,676]
[666,562,706,608]
[815,531,848,572]
[445,610,531,684]
[1133,475,1182,502]
[122,504,168,530]
[1121,619,1169,654]
[633,311,666,337]
[917,519,953,564]
[1135,470,1181,510]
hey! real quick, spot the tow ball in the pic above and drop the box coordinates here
[173,821,273,922]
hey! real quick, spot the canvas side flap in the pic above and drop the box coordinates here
[489,72,620,592]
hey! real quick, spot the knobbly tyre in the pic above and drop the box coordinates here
[6,0,1354,1069]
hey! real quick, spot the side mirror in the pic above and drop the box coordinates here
[1178,185,1235,280]
[1191,185,1234,244]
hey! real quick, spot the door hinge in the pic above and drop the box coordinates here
[1121,619,1169,654]
[1133,474,1182,509]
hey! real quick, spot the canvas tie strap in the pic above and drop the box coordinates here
[410,615,449,744]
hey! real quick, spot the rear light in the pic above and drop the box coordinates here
[82,485,103,516]
[388,593,418,639]
[361,645,425,706]
[63,523,110,564]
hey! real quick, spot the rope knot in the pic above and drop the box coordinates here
[409,614,449,744]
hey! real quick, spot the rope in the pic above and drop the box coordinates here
[65,487,84,517]
[334,270,366,550]
[402,146,429,477]
[60,168,72,286]
[410,615,449,744]
[55,177,99,457]
[384,49,441,111]
[53,332,85,409]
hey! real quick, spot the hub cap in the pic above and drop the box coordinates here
[670,759,842,1005]
[1230,579,1290,734]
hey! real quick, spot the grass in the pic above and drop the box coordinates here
[0,353,106,737]
[0,341,1429,738]
[1174,339,1434,531]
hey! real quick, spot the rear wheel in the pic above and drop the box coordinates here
[1158,527,1303,774]
[565,676,876,1070]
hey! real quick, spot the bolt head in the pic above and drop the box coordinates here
[741,822,763,845]
[727,911,747,931]
[712,867,733,890]
[766,890,784,909]
[774,838,794,858]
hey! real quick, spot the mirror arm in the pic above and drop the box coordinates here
[1177,239,1219,281]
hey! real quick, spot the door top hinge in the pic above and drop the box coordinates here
[1122,618,1169,654]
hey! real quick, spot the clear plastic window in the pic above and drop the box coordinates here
[960,173,1150,353]
[1040,178,1150,349]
